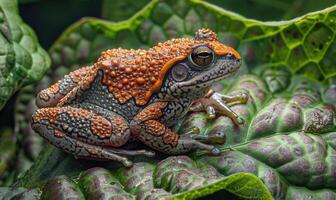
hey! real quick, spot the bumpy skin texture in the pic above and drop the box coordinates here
[31,28,246,167]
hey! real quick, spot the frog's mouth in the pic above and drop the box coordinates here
[174,58,241,89]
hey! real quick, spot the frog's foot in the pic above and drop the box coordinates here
[190,90,248,125]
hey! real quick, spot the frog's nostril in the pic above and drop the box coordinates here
[226,53,241,65]
[226,53,234,59]
[226,53,240,61]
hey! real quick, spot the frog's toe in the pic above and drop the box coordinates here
[121,158,133,167]
[107,148,155,157]
[189,101,204,112]
[240,92,249,103]
[191,133,226,145]
[210,147,221,155]
[206,106,216,119]
[235,116,245,125]
[142,150,155,157]
[190,134,209,140]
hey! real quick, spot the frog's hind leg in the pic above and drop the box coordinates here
[31,106,152,167]
[36,66,97,108]
[37,126,134,167]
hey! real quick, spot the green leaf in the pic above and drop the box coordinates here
[0,129,16,176]
[101,0,150,22]
[0,187,28,199]
[0,0,50,110]
[172,173,272,200]
[41,176,85,200]
[78,167,134,199]
[11,0,336,199]
[0,128,16,186]
[13,155,273,200]
[262,68,291,93]
[13,74,336,199]
[207,0,336,21]
[19,0,39,4]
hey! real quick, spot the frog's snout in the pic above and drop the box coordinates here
[225,53,241,63]
[223,52,242,73]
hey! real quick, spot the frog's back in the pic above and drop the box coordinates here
[69,70,143,121]
[93,28,234,106]
[94,41,192,106]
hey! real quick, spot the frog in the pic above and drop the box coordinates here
[31,28,247,167]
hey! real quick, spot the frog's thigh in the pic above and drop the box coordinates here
[31,106,130,147]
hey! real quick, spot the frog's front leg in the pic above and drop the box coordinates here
[190,89,248,125]
[130,102,220,155]
[31,106,154,167]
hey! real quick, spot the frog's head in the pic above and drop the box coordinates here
[160,29,241,99]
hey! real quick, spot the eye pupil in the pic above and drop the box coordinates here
[189,46,214,68]
[199,52,210,57]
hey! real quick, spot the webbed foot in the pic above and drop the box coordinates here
[190,90,248,125]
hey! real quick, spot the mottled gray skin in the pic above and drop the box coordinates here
[32,45,244,167]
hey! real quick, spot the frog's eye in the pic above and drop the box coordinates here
[189,46,214,68]
[172,63,188,82]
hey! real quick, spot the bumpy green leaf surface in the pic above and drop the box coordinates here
[14,84,46,178]
[10,0,336,199]
[0,0,49,109]
[11,71,335,199]
[0,128,16,186]
[208,0,336,21]
[46,0,336,81]
[172,172,272,200]
[11,155,272,199]
[101,0,150,22]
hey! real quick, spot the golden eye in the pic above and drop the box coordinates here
[189,46,214,68]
